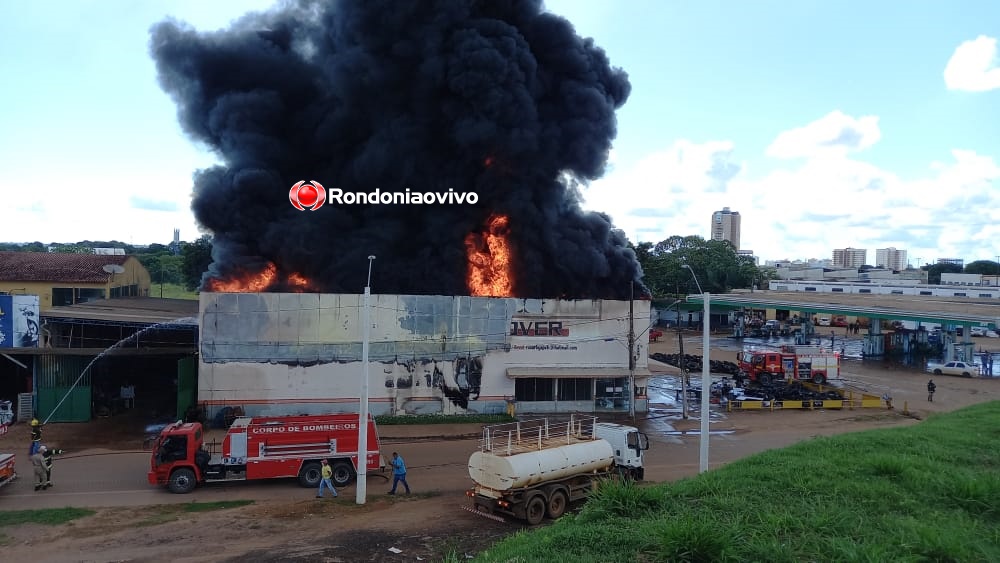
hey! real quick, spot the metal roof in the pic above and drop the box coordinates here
[686,291,1000,327]
[41,297,199,325]
[0,252,132,283]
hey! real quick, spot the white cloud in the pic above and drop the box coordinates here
[766,111,881,159]
[944,35,1000,92]
[582,139,745,241]
[584,114,1000,265]
[0,151,211,245]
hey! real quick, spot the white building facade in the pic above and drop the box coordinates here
[198,293,653,418]
[875,248,907,271]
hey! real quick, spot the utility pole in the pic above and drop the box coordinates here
[357,255,375,505]
[628,282,636,421]
[677,304,688,419]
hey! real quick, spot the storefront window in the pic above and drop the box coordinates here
[514,378,554,401]
[557,378,592,401]
[594,377,627,409]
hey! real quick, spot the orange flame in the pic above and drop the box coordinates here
[287,273,311,290]
[465,214,514,297]
[206,262,313,293]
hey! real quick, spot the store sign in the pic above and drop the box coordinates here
[510,320,569,337]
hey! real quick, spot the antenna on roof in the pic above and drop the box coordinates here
[102,264,125,274]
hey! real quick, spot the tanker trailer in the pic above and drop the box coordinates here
[466,416,649,525]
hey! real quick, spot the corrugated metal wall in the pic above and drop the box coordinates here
[35,355,92,422]
[176,357,197,420]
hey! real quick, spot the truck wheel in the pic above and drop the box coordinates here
[331,461,354,487]
[812,372,826,385]
[525,495,546,525]
[298,462,323,488]
[168,468,197,494]
[759,373,772,386]
[546,490,568,519]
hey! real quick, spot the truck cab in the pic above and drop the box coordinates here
[148,421,211,494]
[593,422,649,480]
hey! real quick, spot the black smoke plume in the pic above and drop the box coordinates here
[150,0,647,299]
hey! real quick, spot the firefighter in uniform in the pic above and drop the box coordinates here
[41,444,64,489]
[30,418,43,455]
[31,447,47,491]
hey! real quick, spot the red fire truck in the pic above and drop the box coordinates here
[737,345,840,386]
[147,413,385,494]
[0,452,16,491]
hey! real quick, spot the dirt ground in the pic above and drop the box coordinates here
[3,329,1000,562]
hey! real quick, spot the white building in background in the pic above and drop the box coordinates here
[711,207,741,249]
[832,247,867,268]
[875,248,907,271]
[768,279,1000,297]
[198,293,653,418]
[941,273,1000,286]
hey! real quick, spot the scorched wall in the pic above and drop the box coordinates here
[198,293,652,417]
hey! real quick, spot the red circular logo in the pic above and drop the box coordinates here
[289,180,326,211]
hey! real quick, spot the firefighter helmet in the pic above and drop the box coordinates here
[31,418,40,426]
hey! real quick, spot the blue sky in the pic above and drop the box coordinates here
[0,1,997,266]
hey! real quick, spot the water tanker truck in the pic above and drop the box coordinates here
[466,416,649,525]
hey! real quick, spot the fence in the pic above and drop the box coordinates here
[726,381,886,411]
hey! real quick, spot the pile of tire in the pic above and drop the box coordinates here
[650,353,740,375]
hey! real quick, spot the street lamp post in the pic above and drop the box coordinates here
[675,297,688,419]
[628,282,636,421]
[356,255,375,505]
[682,265,711,473]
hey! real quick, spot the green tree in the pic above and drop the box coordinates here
[181,235,214,291]
[633,235,769,298]
[50,243,92,254]
[965,260,1000,275]
[925,262,964,284]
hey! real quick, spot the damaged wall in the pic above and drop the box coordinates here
[198,293,651,416]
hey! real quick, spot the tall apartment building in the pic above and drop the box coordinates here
[832,247,867,268]
[875,247,907,271]
[711,207,741,249]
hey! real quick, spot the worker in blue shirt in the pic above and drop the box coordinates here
[388,452,411,495]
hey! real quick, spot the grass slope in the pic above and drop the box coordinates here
[473,402,1000,562]
[149,283,199,300]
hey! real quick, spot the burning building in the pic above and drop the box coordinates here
[198,292,652,417]
[150,0,646,300]
[156,1,655,416]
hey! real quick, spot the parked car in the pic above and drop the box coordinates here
[930,361,978,377]
[969,327,998,338]
[817,317,832,327]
